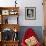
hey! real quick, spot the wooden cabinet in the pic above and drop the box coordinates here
[0,7,19,24]
[2,41,19,46]
[43,0,46,46]
[0,7,19,46]
[0,41,19,46]
[0,41,2,46]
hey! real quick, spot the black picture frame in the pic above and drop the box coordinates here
[25,7,36,20]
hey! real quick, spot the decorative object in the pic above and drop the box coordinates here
[2,28,13,41]
[14,28,17,32]
[9,10,18,15]
[5,18,8,24]
[25,7,36,20]
[2,10,9,15]
[13,32,18,41]
[15,0,17,7]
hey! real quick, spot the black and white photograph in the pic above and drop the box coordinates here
[25,7,36,20]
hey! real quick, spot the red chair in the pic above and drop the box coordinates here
[21,28,41,46]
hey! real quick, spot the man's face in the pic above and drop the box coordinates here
[25,36,38,46]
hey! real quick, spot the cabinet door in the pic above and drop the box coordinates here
[0,42,2,46]
[44,0,46,26]
[0,15,1,24]
[3,42,18,46]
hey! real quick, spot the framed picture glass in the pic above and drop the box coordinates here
[25,7,36,20]
[2,10,9,15]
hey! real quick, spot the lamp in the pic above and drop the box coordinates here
[14,28,17,32]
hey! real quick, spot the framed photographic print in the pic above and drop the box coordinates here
[25,7,36,20]
[2,10,9,15]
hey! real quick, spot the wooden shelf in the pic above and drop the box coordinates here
[0,7,19,10]
[1,40,19,46]
[0,7,19,46]
[0,7,19,15]
[0,24,20,32]
[0,7,19,24]
[2,40,19,42]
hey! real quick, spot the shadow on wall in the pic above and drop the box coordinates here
[18,26,44,44]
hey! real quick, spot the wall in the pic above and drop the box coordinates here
[0,0,44,45]
[43,0,46,26]
[18,0,44,26]
[0,0,44,26]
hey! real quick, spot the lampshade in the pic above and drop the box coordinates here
[13,28,17,32]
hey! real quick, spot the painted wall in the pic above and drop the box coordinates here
[0,0,44,26]
[18,0,44,26]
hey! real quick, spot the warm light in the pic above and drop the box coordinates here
[11,10,14,11]
[14,28,17,32]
